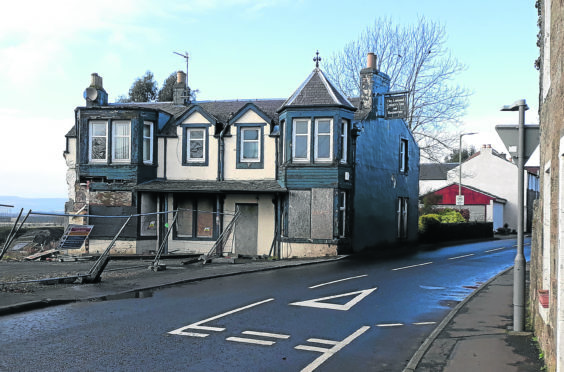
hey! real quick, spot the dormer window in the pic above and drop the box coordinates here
[182,125,209,166]
[236,124,264,169]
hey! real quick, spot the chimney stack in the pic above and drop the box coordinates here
[90,73,103,89]
[355,53,390,119]
[84,73,108,107]
[173,70,190,105]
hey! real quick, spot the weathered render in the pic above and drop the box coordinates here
[64,55,419,258]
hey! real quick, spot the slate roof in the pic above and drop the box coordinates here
[135,179,286,193]
[419,163,458,180]
[278,68,356,112]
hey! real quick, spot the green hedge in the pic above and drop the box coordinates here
[419,221,494,243]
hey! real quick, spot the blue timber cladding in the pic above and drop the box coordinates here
[352,116,420,250]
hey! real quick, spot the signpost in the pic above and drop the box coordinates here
[455,195,465,206]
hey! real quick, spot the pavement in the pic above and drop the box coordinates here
[0,254,545,371]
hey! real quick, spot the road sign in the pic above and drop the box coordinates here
[495,124,539,161]
[456,195,465,206]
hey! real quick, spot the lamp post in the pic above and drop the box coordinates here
[458,132,477,207]
[501,99,529,332]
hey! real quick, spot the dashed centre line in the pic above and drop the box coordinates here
[392,262,433,271]
[448,253,475,260]
[309,275,368,289]
[485,247,505,253]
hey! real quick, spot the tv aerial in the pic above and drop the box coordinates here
[174,51,189,86]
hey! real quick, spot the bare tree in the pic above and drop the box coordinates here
[325,17,471,161]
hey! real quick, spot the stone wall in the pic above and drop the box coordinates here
[531,0,564,370]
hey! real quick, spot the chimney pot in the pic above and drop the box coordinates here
[367,53,376,69]
[177,71,186,84]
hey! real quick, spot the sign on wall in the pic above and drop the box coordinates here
[384,93,408,119]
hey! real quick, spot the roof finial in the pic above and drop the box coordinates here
[313,50,321,68]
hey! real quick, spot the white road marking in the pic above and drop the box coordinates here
[226,337,275,346]
[309,275,368,289]
[376,323,404,327]
[485,247,505,253]
[296,326,370,372]
[306,338,339,345]
[392,262,432,271]
[413,321,436,326]
[448,253,475,260]
[289,288,377,311]
[168,298,274,337]
[242,331,290,339]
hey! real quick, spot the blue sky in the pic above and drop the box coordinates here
[0,0,539,198]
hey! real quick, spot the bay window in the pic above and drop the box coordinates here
[314,118,332,161]
[89,121,108,162]
[112,121,131,162]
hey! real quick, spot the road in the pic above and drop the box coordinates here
[1,238,529,371]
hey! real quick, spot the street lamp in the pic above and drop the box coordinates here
[458,132,477,206]
[501,99,529,332]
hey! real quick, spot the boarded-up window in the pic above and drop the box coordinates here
[288,190,311,238]
[176,196,215,239]
[311,188,333,239]
[140,193,157,237]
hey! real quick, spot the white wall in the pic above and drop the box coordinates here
[446,146,519,230]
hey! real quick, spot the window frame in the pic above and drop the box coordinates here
[397,197,408,239]
[236,124,265,169]
[314,118,333,162]
[88,120,108,163]
[182,125,210,166]
[338,191,347,238]
[292,119,311,163]
[174,196,216,240]
[340,120,348,164]
[399,138,409,173]
[143,121,154,165]
[111,120,131,163]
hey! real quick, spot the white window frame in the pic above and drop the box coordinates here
[112,120,131,163]
[292,119,311,162]
[143,121,154,164]
[314,118,333,162]
[340,120,348,164]
[400,138,408,173]
[89,120,108,163]
[186,128,206,163]
[240,127,260,162]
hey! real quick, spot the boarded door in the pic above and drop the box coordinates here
[234,204,258,256]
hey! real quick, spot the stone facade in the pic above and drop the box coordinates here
[531,0,564,370]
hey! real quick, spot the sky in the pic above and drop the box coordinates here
[0,0,540,198]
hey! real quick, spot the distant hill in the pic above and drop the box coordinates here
[0,196,67,213]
